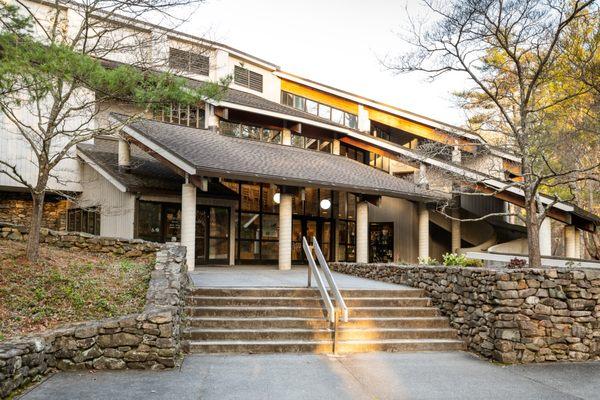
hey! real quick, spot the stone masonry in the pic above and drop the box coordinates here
[0,244,189,399]
[0,197,68,231]
[0,222,160,257]
[331,263,600,364]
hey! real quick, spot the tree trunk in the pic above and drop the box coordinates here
[26,191,45,262]
[524,198,542,268]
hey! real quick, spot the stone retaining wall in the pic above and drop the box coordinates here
[0,197,68,231]
[331,262,600,364]
[0,222,160,257]
[0,244,188,399]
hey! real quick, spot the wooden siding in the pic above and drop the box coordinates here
[79,165,135,238]
[368,196,418,263]
[280,79,359,114]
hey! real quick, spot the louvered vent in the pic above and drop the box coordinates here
[234,65,263,92]
[169,48,209,76]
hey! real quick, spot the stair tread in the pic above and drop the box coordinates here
[184,328,333,333]
[186,338,462,345]
[337,338,464,344]
[186,339,333,345]
[186,317,328,321]
[346,316,447,320]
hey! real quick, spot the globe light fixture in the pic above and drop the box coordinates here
[320,198,331,210]
[273,192,281,204]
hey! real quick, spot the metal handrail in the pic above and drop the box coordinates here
[312,237,348,322]
[302,237,336,323]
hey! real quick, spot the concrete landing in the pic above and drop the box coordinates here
[190,266,405,289]
[20,352,600,400]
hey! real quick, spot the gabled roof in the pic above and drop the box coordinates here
[109,113,445,202]
[77,138,238,198]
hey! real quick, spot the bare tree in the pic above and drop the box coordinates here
[0,0,227,261]
[387,0,600,267]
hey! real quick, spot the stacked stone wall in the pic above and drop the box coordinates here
[331,263,600,364]
[0,244,188,399]
[0,197,68,231]
[0,222,160,257]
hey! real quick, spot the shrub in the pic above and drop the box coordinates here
[417,256,439,265]
[442,253,483,267]
[506,258,527,268]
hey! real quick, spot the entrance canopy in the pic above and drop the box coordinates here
[110,113,444,202]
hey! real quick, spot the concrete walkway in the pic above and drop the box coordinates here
[190,266,405,289]
[20,352,600,400]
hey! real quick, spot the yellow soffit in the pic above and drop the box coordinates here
[280,79,359,114]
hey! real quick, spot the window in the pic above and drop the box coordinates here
[221,121,282,144]
[280,91,358,129]
[340,143,367,164]
[290,133,332,153]
[369,153,390,173]
[168,48,209,76]
[234,65,263,92]
[67,208,100,235]
[153,103,205,129]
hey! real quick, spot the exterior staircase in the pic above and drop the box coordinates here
[182,286,464,354]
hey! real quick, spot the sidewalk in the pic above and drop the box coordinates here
[20,352,600,400]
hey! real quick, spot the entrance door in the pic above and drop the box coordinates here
[291,217,332,262]
[195,206,230,265]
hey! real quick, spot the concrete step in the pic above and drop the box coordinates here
[184,338,464,354]
[339,289,425,298]
[185,306,439,318]
[334,339,465,353]
[183,328,334,341]
[185,306,328,318]
[185,296,431,308]
[185,296,324,307]
[340,317,451,329]
[336,328,458,341]
[349,307,439,318]
[187,288,321,298]
[185,317,331,329]
[184,339,334,354]
[187,287,425,298]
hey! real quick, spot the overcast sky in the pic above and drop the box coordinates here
[171,0,469,126]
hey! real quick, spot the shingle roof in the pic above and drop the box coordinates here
[219,87,350,129]
[110,113,445,202]
[77,138,238,198]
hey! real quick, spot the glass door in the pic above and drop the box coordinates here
[196,206,230,265]
[195,207,209,265]
[292,217,332,262]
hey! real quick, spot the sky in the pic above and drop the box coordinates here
[170,0,470,126]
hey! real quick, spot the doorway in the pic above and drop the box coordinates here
[292,217,333,262]
[195,206,230,265]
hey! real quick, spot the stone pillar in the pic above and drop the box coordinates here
[564,225,580,259]
[118,138,131,170]
[418,202,430,259]
[282,128,292,146]
[356,201,369,263]
[278,193,292,270]
[181,183,197,271]
[539,217,552,256]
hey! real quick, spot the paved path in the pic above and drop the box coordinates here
[20,352,600,400]
[190,266,405,289]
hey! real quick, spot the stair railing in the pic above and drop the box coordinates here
[302,236,336,323]
[312,237,348,323]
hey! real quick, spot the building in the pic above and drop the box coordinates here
[1,0,598,270]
